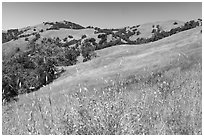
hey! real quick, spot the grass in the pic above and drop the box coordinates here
[2,60,202,135]
[2,26,202,135]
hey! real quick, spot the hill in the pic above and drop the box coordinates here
[129,20,185,40]
[2,25,202,135]
[2,19,190,59]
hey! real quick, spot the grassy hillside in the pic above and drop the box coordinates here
[2,26,202,135]
[129,20,184,40]
[2,19,188,59]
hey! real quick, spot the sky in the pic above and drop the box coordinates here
[2,2,202,30]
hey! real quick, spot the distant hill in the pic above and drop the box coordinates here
[2,19,201,59]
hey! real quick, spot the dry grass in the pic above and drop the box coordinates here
[2,26,202,135]
[2,60,202,135]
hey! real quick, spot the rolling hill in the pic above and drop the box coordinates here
[2,19,202,135]
[2,19,188,59]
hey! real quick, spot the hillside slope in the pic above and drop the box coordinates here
[2,20,186,59]
[34,26,201,94]
[129,20,184,40]
[2,26,202,135]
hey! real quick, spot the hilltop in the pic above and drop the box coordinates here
[2,19,192,59]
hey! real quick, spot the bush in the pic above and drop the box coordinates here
[68,35,73,39]
[151,29,156,33]
[136,31,141,35]
[25,37,29,41]
[173,22,178,25]
[63,37,67,42]
[81,35,87,39]
[40,29,44,32]
[13,37,18,40]
[63,39,78,47]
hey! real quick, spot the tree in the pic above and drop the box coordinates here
[63,37,68,42]
[40,29,44,33]
[81,35,87,39]
[152,29,156,33]
[173,22,178,25]
[136,31,141,35]
[68,35,73,39]
[81,40,96,62]
[64,47,80,65]
[98,34,107,46]
[25,37,29,41]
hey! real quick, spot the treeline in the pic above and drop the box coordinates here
[44,20,85,30]
[65,19,202,61]
[2,29,24,43]
[2,32,101,102]
[2,21,85,44]
[128,20,202,44]
[93,19,202,47]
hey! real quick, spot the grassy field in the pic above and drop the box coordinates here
[2,27,202,135]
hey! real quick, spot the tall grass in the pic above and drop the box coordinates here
[2,63,202,135]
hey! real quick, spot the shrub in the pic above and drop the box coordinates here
[25,37,29,41]
[68,35,73,39]
[63,37,68,42]
[151,29,156,33]
[35,33,40,39]
[86,26,94,29]
[136,31,141,35]
[40,29,44,33]
[81,35,87,39]
[13,37,18,40]
[173,22,178,25]
[63,39,78,47]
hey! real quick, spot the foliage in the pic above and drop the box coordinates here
[25,37,29,41]
[63,37,67,42]
[40,29,44,33]
[45,21,85,30]
[62,39,79,47]
[81,35,87,39]
[81,38,97,62]
[68,35,73,38]
[173,22,178,25]
[2,37,80,102]
[2,29,24,43]
[2,19,202,102]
